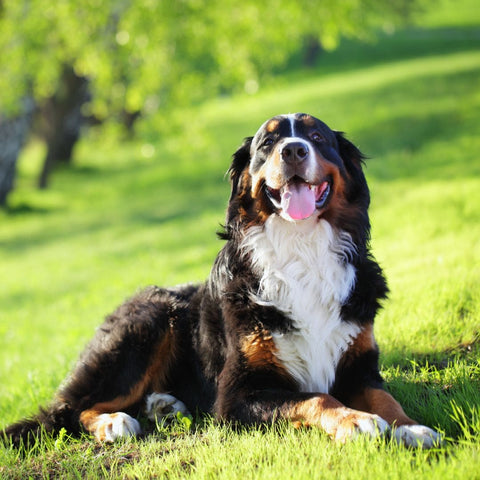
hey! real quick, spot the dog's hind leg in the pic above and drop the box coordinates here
[2,285,195,444]
[69,285,197,442]
[75,319,175,443]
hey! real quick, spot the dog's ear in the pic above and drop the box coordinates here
[334,131,366,167]
[221,136,253,229]
[227,136,253,202]
[334,130,370,210]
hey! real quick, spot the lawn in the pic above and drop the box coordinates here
[1,0,479,478]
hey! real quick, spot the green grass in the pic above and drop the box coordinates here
[3,420,478,479]
[1,0,480,478]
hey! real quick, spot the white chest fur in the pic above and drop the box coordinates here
[240,215,360,393]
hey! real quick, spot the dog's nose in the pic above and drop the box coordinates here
[281,141,309,164]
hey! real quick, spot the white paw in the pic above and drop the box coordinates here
[357,414,390,437]
[335,412,390,442]
[94,412,141,442]
[393,424,443,449]
[145,393,190,422]
[352,414,390,439]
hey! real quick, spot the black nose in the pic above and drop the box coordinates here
[281,141,309,164]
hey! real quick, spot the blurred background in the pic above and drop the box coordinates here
[1,0,476,203]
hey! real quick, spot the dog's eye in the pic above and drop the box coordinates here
[310,132,324,142]
[263,137,274,147]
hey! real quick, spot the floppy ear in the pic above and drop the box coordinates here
[228,136,253,203]
[334,131,366,167]
[221,136,253,228]
[334,131,370,210]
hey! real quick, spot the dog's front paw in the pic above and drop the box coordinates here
[93,412,141,442]
[334,411,390,442]
[145,393,190,422]
[393,424,443,449]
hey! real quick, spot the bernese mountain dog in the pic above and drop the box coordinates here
[4,113,441,448]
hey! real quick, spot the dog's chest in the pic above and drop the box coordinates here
[241,216,360,393]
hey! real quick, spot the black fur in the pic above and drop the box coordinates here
[4,113,390,446]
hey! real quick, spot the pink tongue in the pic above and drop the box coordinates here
[280,183,316,220]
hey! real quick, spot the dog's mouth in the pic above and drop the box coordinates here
[265,177,332,221]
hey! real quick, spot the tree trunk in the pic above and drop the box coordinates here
[303,36,323,67]
[0,98,34,207]
[38,65,90,189]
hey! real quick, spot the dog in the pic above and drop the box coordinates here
[4,113,441,448]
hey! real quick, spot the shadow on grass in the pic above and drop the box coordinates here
[282,25,480,78]
[381,327,480,370]
[1,151,230,255]
[4,203,54,216]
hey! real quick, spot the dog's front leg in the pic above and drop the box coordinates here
[214,364,389,443]
[348,387,443,448]
[280,392,390,442]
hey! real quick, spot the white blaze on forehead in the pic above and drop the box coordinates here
[282,114,314,161]
[288,114,296,137]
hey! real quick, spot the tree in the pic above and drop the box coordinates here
[0,98,34,206]
[0,0,422,204]
[37,65,90,189]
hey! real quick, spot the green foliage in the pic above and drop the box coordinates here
[0,0,424,117]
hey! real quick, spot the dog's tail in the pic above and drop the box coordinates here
[2,401,80,447]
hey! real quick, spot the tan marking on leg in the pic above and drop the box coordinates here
[349,387,417,426]
[283,395,347,436]
[336,323,376,368]
[282,394,389,442]
[79,409,103,434]
[147,328,177,392]
[80,409,124,437]
[337,326,416,430]
[79,411,140,441]
[80,329,177,434]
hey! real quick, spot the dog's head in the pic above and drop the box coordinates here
[226,113,370,241]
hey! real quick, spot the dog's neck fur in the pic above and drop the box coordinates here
[240,215,361,393]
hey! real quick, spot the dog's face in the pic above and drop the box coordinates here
[249,113,345,222]
[227,113,370,235]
